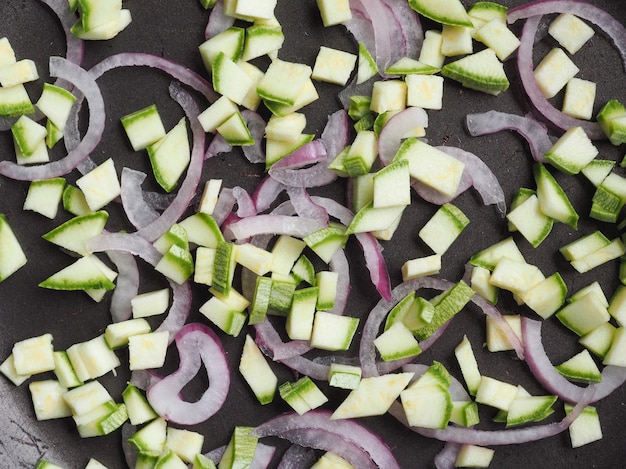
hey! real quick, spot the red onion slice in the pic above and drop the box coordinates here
[136,82,206,242]
[241,110,266,164]
[378,107,429,166]
[39,0,84,68]
[253,410,401,469]
[205,133,232,159]
[224,214,325,241]
[380,0,422,62]
[250,443,275,469]
[277,444,317,469]
[466,111,553,163]
[0,57,104,181]
[252,176,286,214]
[355,0,394,73]
[287,187,329,226]
[205,0,235,40]
[346,1,376,64]
[120,168,160,230]
[89,52,218,103]
[515,15,604,139]
[434,442,462,469]
[522,317,626,403]
[147,323,230,425]
[233,186,257,218]
[106,249,139,323]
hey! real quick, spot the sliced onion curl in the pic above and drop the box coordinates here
[276,444,318,469]
[465,111,554,163]
[147,323,230,425]
[120,168,160,230]
[253,410,401,469]
[241,110,267,164]
[204,0,235,40]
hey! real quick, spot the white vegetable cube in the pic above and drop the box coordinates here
[401,255,442,281]
[166,427,205,463]
[29,380,72,420]
[418,203,469,255]
[79,0,122,31]
[104,318,152,349]
[419,30,445,69]
[315,270,339,310]
[23,178,66,219]
[0,37,16,66]
[128,331,170,370]
[454,336,481,396]
[455,445,495,468]
[556,292,610,336]
[36,83,77,130]
[345,130,378,176]
[310,311,359,351]
[562,77,596,120]
[489,257,544,296]
[312,452,353,469]
[265,113,307,142]
[155,244,194,285]
[0,354,30,386]
[85,459,109,469]
[286,287,319,341]
[131,288,170,318]
[394,139,465,198]
[373,159,411,208]
[12,115,47,157]
[0,59,38,87]
[602,327,626,367]
[441,25,473,57]
[234,243,273,276]
[0,84,34,118]
[370,80,407,114]
[474,18,520,61]
[565,404,602,448]
[212,52,254,106]
[239,334,277,405]
[237,61,264,111]
[374,321,421,361]
[257,59,313,107]
[312,46,357,86]
[63,381,113,416]
[198,296,246,336]
[242,25,284,62]
[400,384,451,429]
[406,74,444,110]
[317,0,352,26]
[486,315,522,352]
[198,26,245,72]
[198,178,223,214]
[548,13,595,55]
[12,333,55,376]
[328,363,362,390]
[121,104,166,151]
[194,246,216,286]
[533,48,579,99]
[67,335,121,381]
[271,235,306,275]
[0,214,27,283]
[76,158,121,211]
[475,376,518,411]
[233,0,276,20]
[216,111,254,146]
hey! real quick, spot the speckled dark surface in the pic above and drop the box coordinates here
[2,1,626,468]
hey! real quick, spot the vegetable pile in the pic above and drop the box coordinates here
[2,0,626,468]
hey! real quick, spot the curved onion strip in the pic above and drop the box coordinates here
[269,139,328,172]
[380,0,422,61]
[241,110,266,164]
[378,107,429,166]
[465,111,553,162]
[121,168,160,230]
[311,196,391,301]
[515,15,604,139]
[277,444,317,469]
[232,186,256,218]
[287,187,329,226]
[205,133,232,159]
[253,410,401,469]
[136,82,206,242]
[522,317,626,403]
[251,443,276,469]
[39,0,84,68]
[328,247,350,316]
[106,249,139,323]
[212,187,237,226]
[205,0,235,39]
[346,1,376,64]
[130,369,162,391]
[434,442,462,469]
[269,161,339,188]
[252,176,286,213]
[121,422,138,469]
[224,214,325,241]
[89,52,218,103]
[438,146,507,216]
[87,232,191,342]
[508,0,626,69]
[147,323,230,425]
[321,109,350,160]
[0,57,104,181]
[412,171,473,207]
[388,390,592,445]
